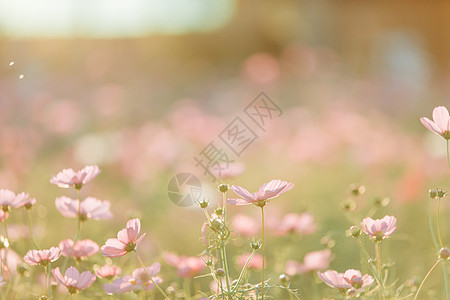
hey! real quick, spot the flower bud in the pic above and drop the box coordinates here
[439,247,449,259]
[437,189,447,198]
[218,184,229,193]
[0,235,9,249]
[278,274,289,286]
[214,268,225,278]
[251,240,262,250]
[346,226,361,238]
[374,197,390,207]
[197,198,209,209]
[215,207,224,216]
[349,184,366,196]
[428,189,437,199]
[340,199,356,211]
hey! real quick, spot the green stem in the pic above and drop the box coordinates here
[135,250,169,299]
[220,242,231,300]
[261,206,265,300]
[43,265,48,296]
[375,242,385,298]
[436,197,444,248]
[184,278,191,300]
[446,140,450,169]
[27,210,39,249]
[62,219,83,272]
[414,259,442,300]
[222,191,227,223]
[232,250,256,294]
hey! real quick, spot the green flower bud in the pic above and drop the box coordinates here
[346,226,361,238]
[251,240,262,250]
[278,274,289,286]
[198,198,209,209]
[214,268,225,278]
[349,184,366,196]
[440,247,449,259]
[428,189,437,199]
[218,184,229,193]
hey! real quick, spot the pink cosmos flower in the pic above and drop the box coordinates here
[232,214,259,237]
[360,215,397,241]
[420,106,450,139]
[163,252,205,278]
[14,192,36,209]
[285,249,332,275]
[55,196,112,220]
[0,189,16,210]
[227,179,294,207]
[59,239,100,259]
[271,212,316,236]
[1,248,22,280]
[95,264,121,280]
[103,263,162,294]
[318,269,374,292]
[101,218,146,257]
[236,253,266,270]
[50,165,100,189]
[24,247,61,266]
[52,267,96,294]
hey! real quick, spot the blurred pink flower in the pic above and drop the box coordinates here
[361,215,397,241]
[211,162,246,180]
[55,196,112,220]
[0,210,8,223]
[52,267,96,294]
[14,192,36,209]
[0,189,16,209]
[0,248,22,280]
[104,263,162,294]
[228,179,294,207]
[59,239,99,259]
[0,276,5,288]
[285,249,332,275]
[24,247,61,266]
[420,106,450,139]
[95,264,121,280]
[236,253,266,270]
[101,218,146,257]
[317,269,373,292]
[50,165,100,189]
[163,252,205,278]
[232,214,259,237]
[271,212,316,236]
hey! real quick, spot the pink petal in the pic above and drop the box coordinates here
[51,267,65,285]
[433,106,450,132]
[226,198,252,206]
[230,185,255,201]
[420,117,443,136]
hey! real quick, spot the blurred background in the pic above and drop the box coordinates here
[0,0,449,298]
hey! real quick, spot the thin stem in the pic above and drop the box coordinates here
[134,250,169,299]
[436,197,444,248]
[232,250,256,294]
[43,265,48,296]
[62,190,83,272]
[261,206,265,300]
[375,241,385,299]
[414,259,442,300]
[222,191,227,222]
[446,140,450,169]
[220,242,232,300]
[184,278,191,300]
[27,210,39,249]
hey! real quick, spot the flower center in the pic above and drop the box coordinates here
[67,286,78,294]
[125,242,136,252]
[350,276,363,289]
[443,131,450,140]
[374,231,384,241]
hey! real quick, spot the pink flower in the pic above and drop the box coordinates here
[95,264,121,280]
[104,263,162,294]
[59,239,100,259]
[24,247,61,266]
[163,252,205,278]
[420,106,450,139]
[317,269,373,292]
[271,212,316,236]
[236,253,266,270]
[14,192,36,209]
[0,189,16,210]
[0,210,8,223]
[50,165,100,189]
[101,218,146,257]
[232,214,259,237]
[361,215,397,241]
[227,179,294,207]
[1,248,22,280]
[285,249,332,275]
[0,276,6,288]
[55,196,112,220]
[51,267,96,294]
